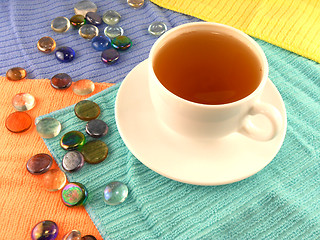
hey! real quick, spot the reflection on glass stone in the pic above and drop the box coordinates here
[104,26,124,39]
[72,79,95,95]
[82,235,97,240]
[70,15,86,29]
[62,151,85,172]
[51,73,72,89]
[62,230,81,240]
[86,119,108,138]
[102,10,121,25]
[55,47,75,63]
[51,16,71,33]
[148,21,167,36]
[12,93,35,111]
[37,36,56,53]
[85,12,102,25]
[127,0,144,8]
[5,111,32,133]
[40,168,67,192]
[111,35,132,51]
[101,48,119,64]
[74,0,97,16]
[60,131,86,150]
[81,140,108,164]
[104,181,128,205]
[26,153,53,175]
[74,100,100,121]
[62,182,88,207]
[79,24,99,39]
[6,67,27,81]
[31,220,58,240]
[36,118,61,138]
[91,36,111,51]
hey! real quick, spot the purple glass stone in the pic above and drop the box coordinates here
[85,12,102,25]
[31,220,58,240]
[55,47,75,63]
[27,153,53,175]
[101,48,119,64]
[85,119,108,138]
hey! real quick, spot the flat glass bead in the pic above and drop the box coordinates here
[31,220,58,240]
[5,111,32,133]
[12,93,35,111]
[51,17,71,33]
[6,67,27,81]
[62,182,88,207]
[91,36,111,51]
[74,0,97,16]
[70,15,86,29]
[74,100,100,121]
[62,230,81,240]
[127,0,144,8]
[148,21,167,36]
[81,140,108,164]
[37,36,56,53]
[79,24,99,39]
[101,48,119,64]
[102,10,121,25]
[82,235,97,240]
[55,47,75,63]
[85,12,102,25]
[26,153,53,175]
[86,119,108,138]
[36,118,62,139]
[72,79,95,95]
[104,26,124,39]
[51,73,72,89]
[111,36,132,51]
[104,181,128,206]
[62,151,84,172]
[60,131,86,150]
[40,168,67,192]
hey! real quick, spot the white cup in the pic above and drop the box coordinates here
[148,22,283,141]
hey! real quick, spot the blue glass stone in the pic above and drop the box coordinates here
[86,119,108,138]
[111,36,132,51]
[62,151,85,172]
[85,12,102,25]
[101,48,119,64]
[91,36,111,51]
[104,181,128,205]
[102,10,121,25]
[148,22,167,36]
[31,220,58,240]
[104,26,124,39]
[55,47,75,63]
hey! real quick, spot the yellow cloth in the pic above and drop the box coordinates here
[150,0,320,63]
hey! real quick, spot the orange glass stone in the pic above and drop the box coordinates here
[6,67,27,81]
[39,168,67,192]
[72,79,95,96]
[37,36,56,53]
[5,112,32,133]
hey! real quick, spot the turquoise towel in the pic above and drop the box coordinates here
[38,37,320,239]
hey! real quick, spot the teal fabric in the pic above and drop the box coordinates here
[38,38,320,239]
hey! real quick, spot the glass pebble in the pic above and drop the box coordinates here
[86,119,108,138]
[12,93,35,111]
[31,220,58,240]
[62,151,84,172]
[74,0,97,16]
[40,168,67,192]
[104,26,124,39]
[51,73,72,89]
[73,79,95,95]
[36,118,62,139]
[104,181,128,206]
[74,100,100,121]
[60,131,86,150]
[70,15,86,29]
[82,235,97,240]
[5,111,32,133]
[79,24,99,39]
[51,17,70,33]
[101,48,119,64]
[26,153,53,175]
[111,35,132,51]
[102,10,121,25]
[86,12,102,25]
[62,182,88,207]
[81,140,108,164]
[37,36,56,53]
[62,230,81,240]
[127,0,144,8]
[6,67,27,81]
[148,21,167,36]
[55,47,75,63]
[91,36,111,51]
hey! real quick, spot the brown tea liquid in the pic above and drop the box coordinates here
[153,31,262,105]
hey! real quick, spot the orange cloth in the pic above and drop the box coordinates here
[0,76,113,239]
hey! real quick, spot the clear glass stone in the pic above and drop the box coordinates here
[79,24,99,39]
[148,21,168,36]
[36,117,62,138]
[74,0,97,16]
[104,26,124,39]
[127,0,144,8]
[102,10,121,25]
[104,181,128,205]
[40,168,67,192]
[51,16,71,33]
[12,93,35,111]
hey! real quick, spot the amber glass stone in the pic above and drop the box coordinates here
[127,0,144,8]
[26,153,53,175]
[74,100,100,121]
[6,67,27,81]
[39,168,67,191]
[12,93,36,111]
[37,36,56,53]
[5,112,32,133]
[82,235,97,240]
[70,15,86,29]
[81,140,108,164]
[51,73,72,89]
[60,131,86,150]
[72,79,95,96]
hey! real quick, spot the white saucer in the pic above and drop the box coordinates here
[115,60,287,185]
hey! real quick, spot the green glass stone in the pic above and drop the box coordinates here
[104,181,128,205]
[60,131,86,150]
[102,10,121,25]
[111,36,132,51]
[61,182,88,207]
[81,140,108,164]
[36,118,62,138]
[74,100,100,121]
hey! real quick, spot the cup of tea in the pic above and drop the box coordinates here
[148,22,283,141]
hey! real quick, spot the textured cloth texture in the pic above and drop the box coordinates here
[39,37,320,239]
[0,76,112,239]
[150,0,320,64]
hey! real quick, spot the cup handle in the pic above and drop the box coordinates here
[238,101,283,141]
